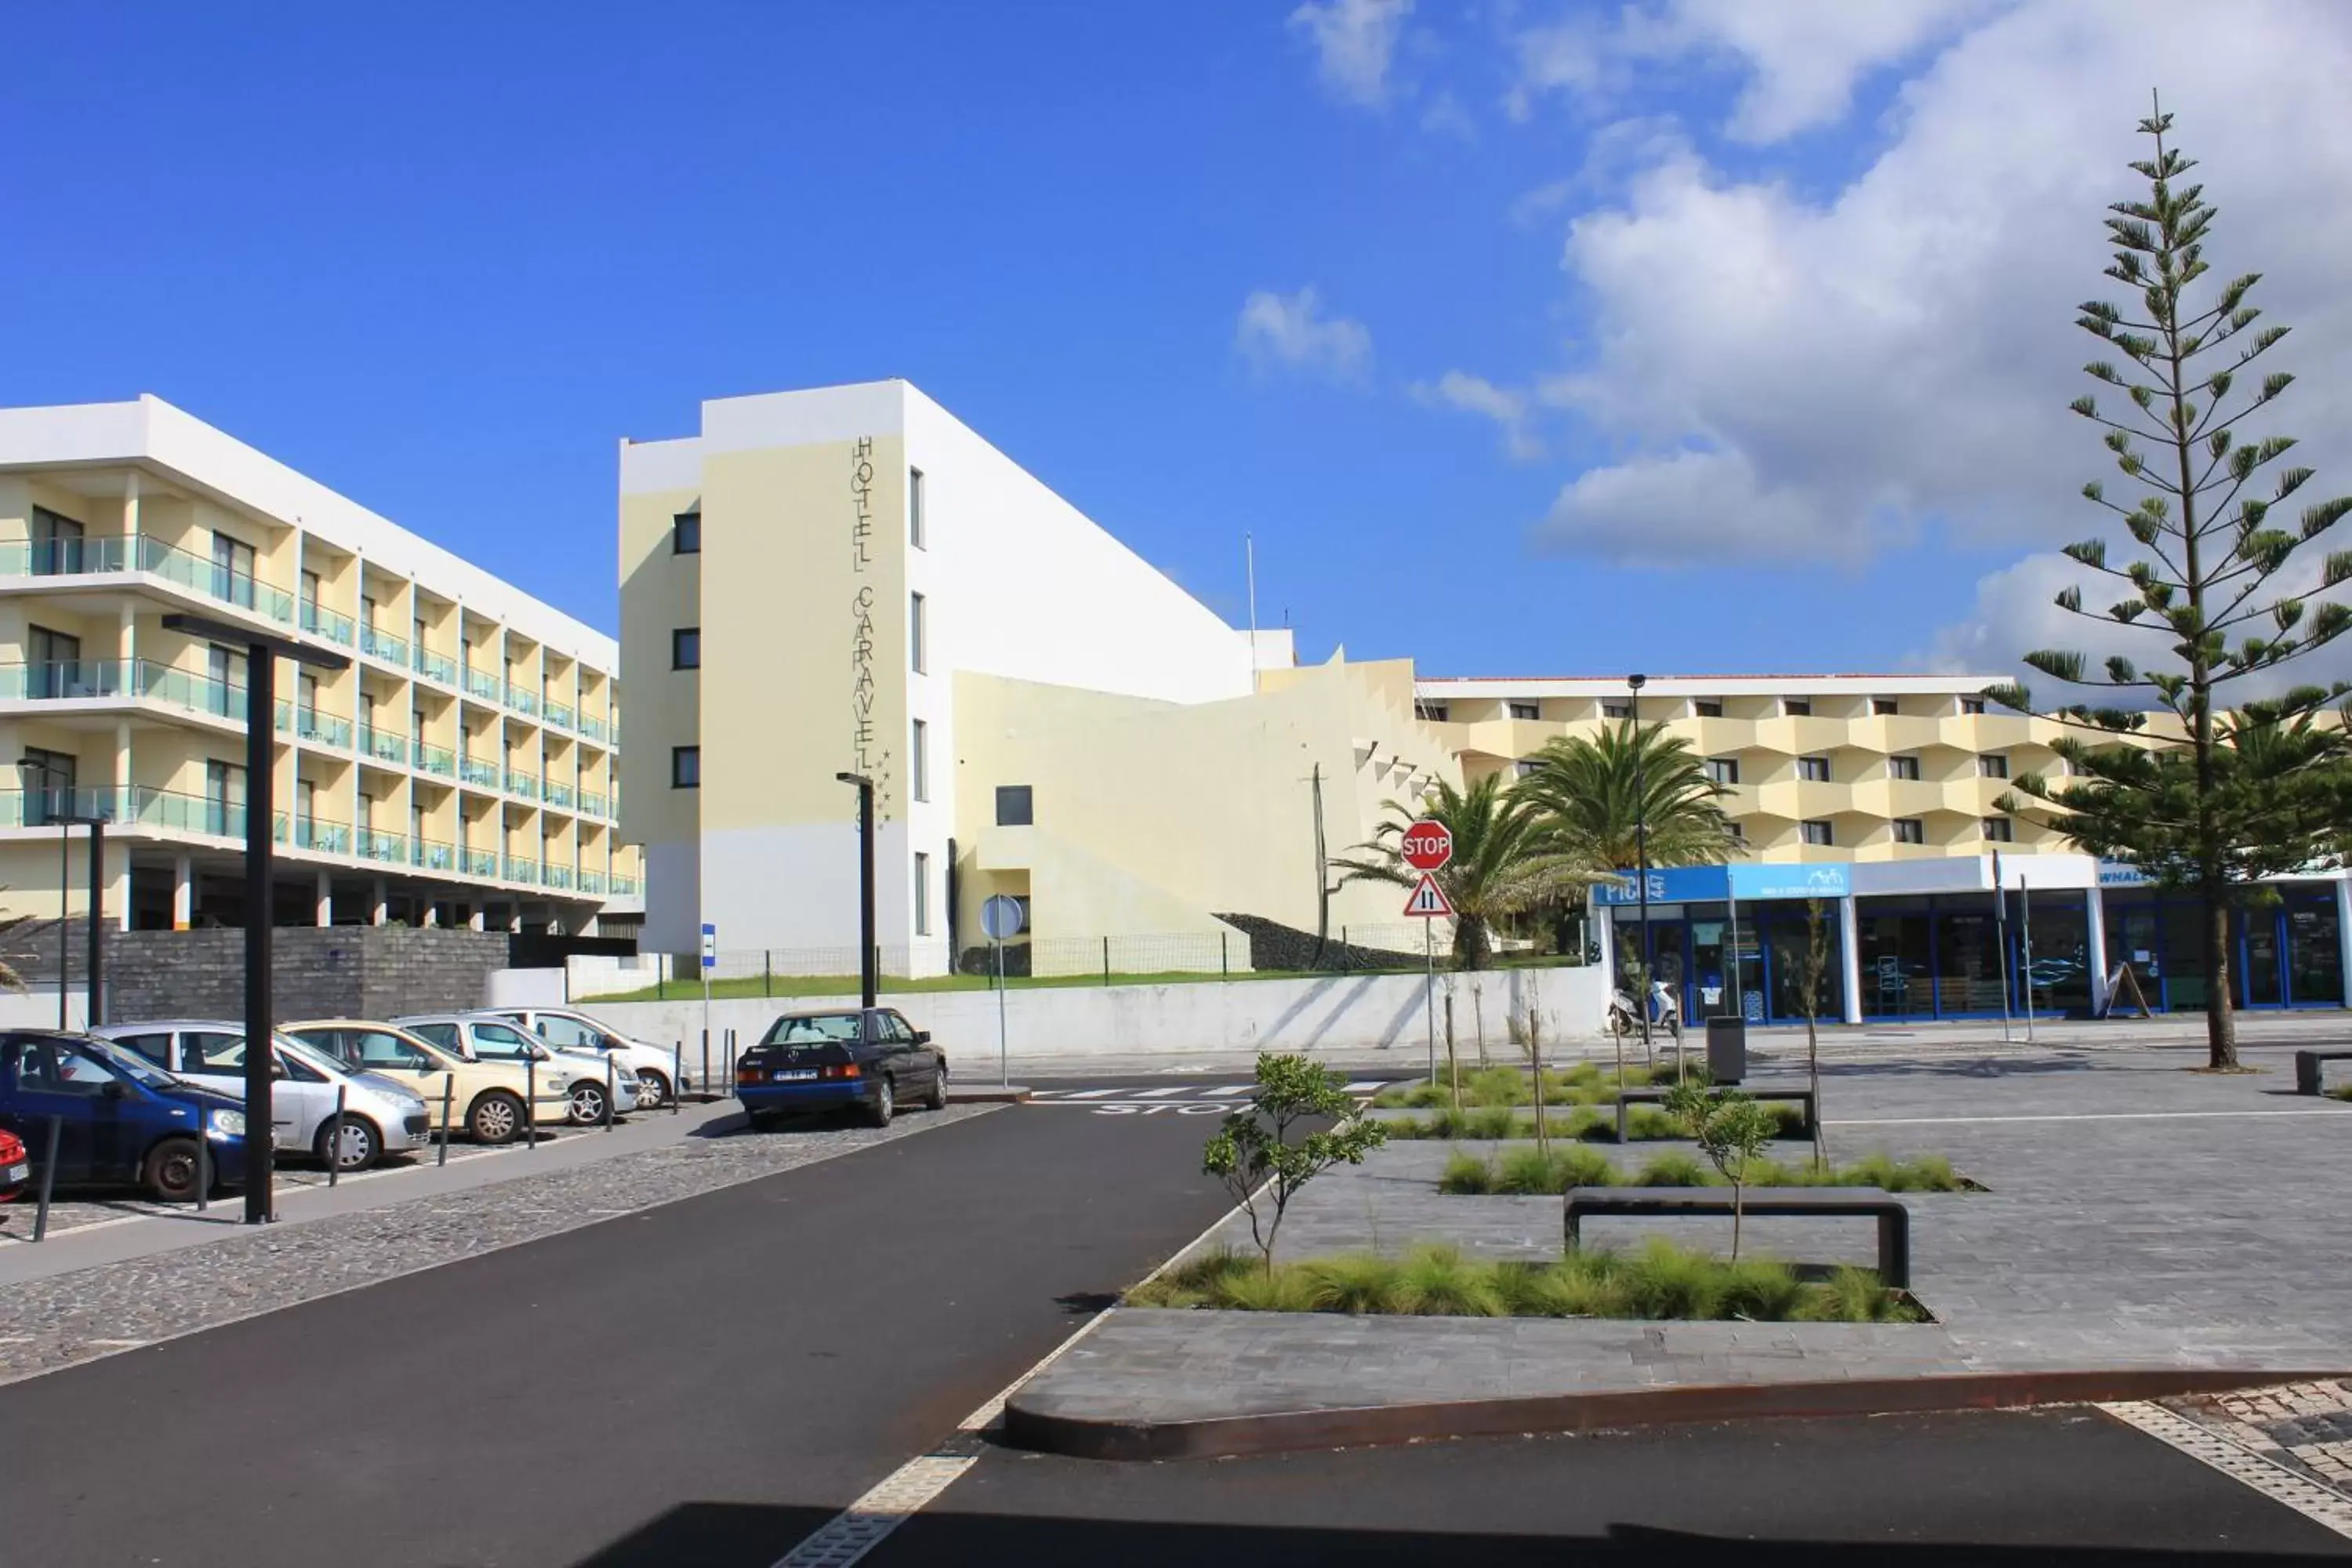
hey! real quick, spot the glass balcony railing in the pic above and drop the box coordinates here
[412,740,456,777]
[359,625,410,666]
[292,817,353,855]
[461,847,498,877]
[410,837,456,871]
[505,681,539,717]
[0,534,296,622]
[300,600,356,646]
[358,828,404,863]
[578,869,608,895]
[576,791,608,818]
[577,714,608,744]
[503,855,540,885]
[275,702,353,748]
[506,770,540,800]
[544,700,574,731]
[463,666,500,702]
[543,864,575,891]
[611,875,640,896]
[357,723,406,764]
[414,646,458,685]
[459,756,500,789]
[544,781,575,810]
[0,659,245,720]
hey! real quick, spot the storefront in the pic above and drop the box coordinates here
[1595,862,1851,1026]
[2097,869,2346,1011]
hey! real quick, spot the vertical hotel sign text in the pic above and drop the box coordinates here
[849,437,880,783]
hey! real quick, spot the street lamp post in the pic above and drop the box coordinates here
[835,771,878,1010]
[163,613,350,1225]
[1628,673,1653,1067]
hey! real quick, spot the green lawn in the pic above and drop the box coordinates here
[578,966,1339,1004]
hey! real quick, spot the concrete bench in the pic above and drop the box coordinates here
[2294,1049,2352,1097]
[1563,1185,1910,1288]
[1614,1086,1816,1143]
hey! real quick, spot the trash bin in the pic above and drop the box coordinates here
[1705,1016,1747,1085]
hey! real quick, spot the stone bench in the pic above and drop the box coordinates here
[1614,1086,1816,1143]
[2294,1049,2352,1097]
[1563,1185,1910,1288]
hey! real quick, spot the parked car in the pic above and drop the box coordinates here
[485,1006,679,1109]
[396,1013,640,1124]
[0,1126,27,1201]
[0,1031,249,1202]
[281,1020,572,1145]
[734,1007,947,1129]
[91,1021,431,1171]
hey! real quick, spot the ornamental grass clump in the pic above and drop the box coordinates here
[1301,1252,1403,1315]
[1495,1145,1559,1194]
[1392,1244,1503,1316]
[1633,1151,1715,1187]
[1439,1149,1496,1194]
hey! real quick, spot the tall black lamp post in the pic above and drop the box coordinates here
[163,612,350,1225]
[835,771,878,1009]
[1627,673,1652,1060]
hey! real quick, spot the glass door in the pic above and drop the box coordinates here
[2285,898,2344,1006]
[2241,909,2284,1007]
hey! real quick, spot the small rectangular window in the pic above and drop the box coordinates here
[1414,701,1449,722]
[1960,696,1986,715]
[909,467,926,549]
[1978,753,2009,779]
[995,784,1033,826]
[1801,819,1834,847]
[673,510,702,554]
[910,719,929,802]
[672,628,700,670]
[1893,818,1926,844]
[1508,701,1539,721]
[1725,821,1745,843]
[1983,816,2014,841]
[1798,755,1831,782]
[1871,698,1898,716]
[913,851,931,935]
[1784,698,1813,717]
[1889,755,1920,781]
[1694,700,1724,718]
[671,746,699,789]
[909,592,927,674]
[1601,701,1631,719]
[1513,759,1538,777]
[1705,757,1739,786]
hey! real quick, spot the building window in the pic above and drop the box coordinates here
[1705,757,1740,786]
[673,510,702,554]
[1513,759,1538,778]
[1602,701,1631,719]
[909,592,927,674]
[1889,755,1921,781]
[1798,755,1831,782]
[1784,698,1813,717]
[671,746,699,789]
[909,468,926,549]
[211,532,257,610]
[1415,701,1449,722]
[995,784,1033,826]
[1979,753,2009,779]
[1872,698,1898,716]
[1725,821,1745,844]
[1893,818,1926,844]
[1983,816,2014,841]
[1695,699,1724,718]
[910,719,928,802]
[1801,820,1834,847]
[913,851,931,935]
[22,746,77,826]
[1960,695,1986,715]
[671,628,700,670]
[30,506,85,574]
[1508,701,1539,721]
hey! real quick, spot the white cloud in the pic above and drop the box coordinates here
[1416,371,1543,459]
[1290,0,1415,107]
[1236,287,1374,384]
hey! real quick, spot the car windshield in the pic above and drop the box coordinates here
[276,1034,354,1082]
[762,1013,865,1047]
[81,1038,180,1090]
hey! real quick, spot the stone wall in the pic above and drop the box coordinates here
[106,928,512,1024]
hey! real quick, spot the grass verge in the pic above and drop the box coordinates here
[1432,1146,1967,1195]
[1385,1101,1800,1142]
[1372,1061,1708,1111]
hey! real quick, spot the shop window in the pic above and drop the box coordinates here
[1983,816,2013,842]
[1893,818,1926,844]
[1801,820,1834,846]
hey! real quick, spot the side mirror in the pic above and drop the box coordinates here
[102,1080,129,1102]
[913,1030,932,1045]
[272,1059,289,1080]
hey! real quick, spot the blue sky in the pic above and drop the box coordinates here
[5,2,2349,684]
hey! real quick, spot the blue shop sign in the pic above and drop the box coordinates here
[1593,862,1849,906]
[2098,858,2148,887]
[1729,862,1849,901]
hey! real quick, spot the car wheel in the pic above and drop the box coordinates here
[314,1115,380,1171]
[469,1091,524,1145]
[143,1136,205,1203]
[863,1075,895,1128]
[568,1080,608,1125]
[635,1069,671,1110]
[923,1061,949,1111]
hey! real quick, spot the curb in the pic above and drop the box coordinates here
[949,1084,1033,1104]
[1001,1367,2352,1461]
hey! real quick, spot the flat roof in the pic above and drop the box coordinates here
[1414,673,1999,697]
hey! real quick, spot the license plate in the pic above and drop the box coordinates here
[771,1069,818,1081]
[5,1163,26,1184]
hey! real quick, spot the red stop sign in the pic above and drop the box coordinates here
[1400,819,1454,872]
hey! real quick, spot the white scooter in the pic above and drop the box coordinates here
[1606,978,1682,1040]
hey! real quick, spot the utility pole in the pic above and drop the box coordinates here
[836,771,878,1009]
[1628,673,1653,1066]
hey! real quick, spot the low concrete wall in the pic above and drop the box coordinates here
[579,964,1607,1064]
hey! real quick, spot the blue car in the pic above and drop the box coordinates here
[0,1030,250,1202]
[734,1007,948,1129]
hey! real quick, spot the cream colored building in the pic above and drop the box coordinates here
[0,395,641,933]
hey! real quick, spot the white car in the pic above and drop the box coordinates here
[487,1007,681,1110]
[91,1020,433,1170]
[394,1014,641,1125]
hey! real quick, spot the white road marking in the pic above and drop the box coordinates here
[1341,1080,1392,1093]
[1127,1086,1192,1098]
[1204,1084,1254,1097]
[1053,1088,1125,1100]
[1827,1108,2352,1127]
[2100,1400,2352,1539]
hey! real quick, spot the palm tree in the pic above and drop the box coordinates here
[1517,720,1741,872]
[1332,775,1599,969]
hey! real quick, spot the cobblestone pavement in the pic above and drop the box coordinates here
[2173,1380,2352,1495]
[0,1104,996,1385]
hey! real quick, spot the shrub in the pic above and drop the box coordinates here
[1494,1253,1632,1317]
[1392,1244,1503,1316]
[1438,1150,1496,1194]
[1556,1145,1618,1190]
[1421,1105,1467,1139]
[1219,1265,1324,1313]
[1715,1256,1806,1320]
[1620,1238,1726,1319]
[1466,1065,1532,1105]
[1795,1265,1917,1323]
[1571,1108,1617,1142]
[1466,1105,1519,1140]
[1633,1151,1717,1187]
[1373,1082,1450,1110]
[1495,1145,1561,1194]
[1301,1253,1403,1314]
[1624,1105,1681,1141]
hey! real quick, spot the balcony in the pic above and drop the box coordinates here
[275,702,354,749]
[544,781,575,810]
[544,700,574,731]
[410,836,456,872]
[412,739,456,777]
[578,869,608,895]
[463,665,501,702]
[577,790,608,818]
[505,681,539,717]
[543,864,575,891]
[0,533,296,623]
[503,855,540,884]
[358,828,405,864]
[414,645,458,686]
[357,722,407,765]
[0,659,241,722]
[505,770,540,800]
[459,756,500,789]
[461,846,498,877]
[612,875,639,895]
[292,816,353,855]
[577,714,608,744]
[359,626,408,668]
[300,600,356,647]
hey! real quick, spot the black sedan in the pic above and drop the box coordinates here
[733,1007,948,1129]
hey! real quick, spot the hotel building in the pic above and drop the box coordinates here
[0,396,641,934]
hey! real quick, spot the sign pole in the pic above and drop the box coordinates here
[1991,849,2013,1043]
[994,935,1009,1087]
[979,894,1025,1087]
[1399,819,1455,1087]
[2018,867,2037,1044]
[1423,919,1436,1085]
[700,921,715,1066]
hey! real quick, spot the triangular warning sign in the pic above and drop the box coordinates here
[1403,873,1454,918]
